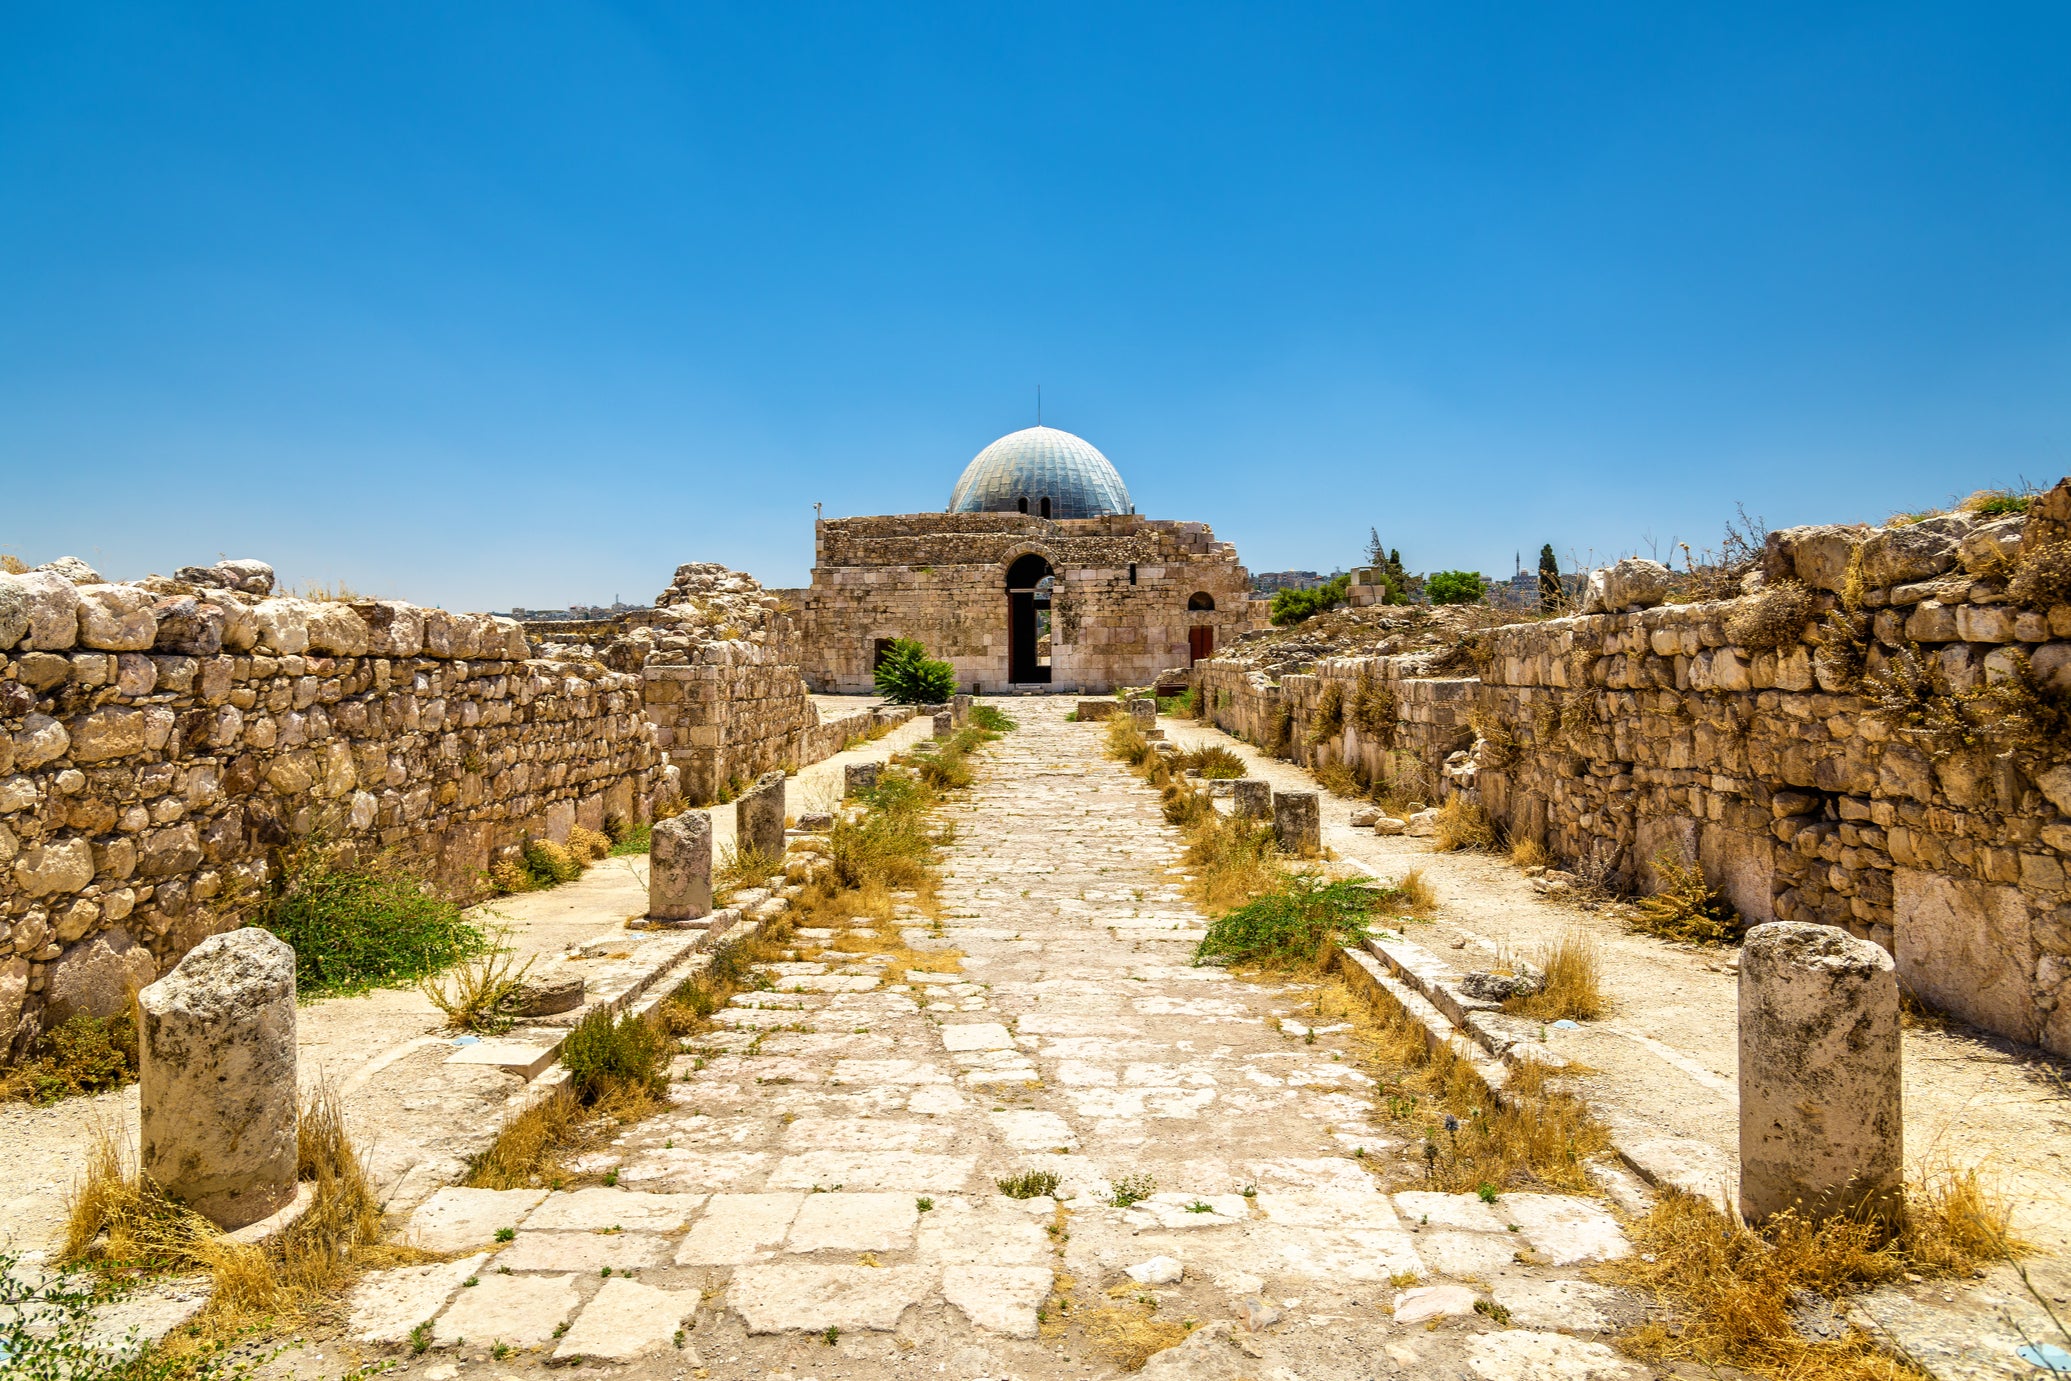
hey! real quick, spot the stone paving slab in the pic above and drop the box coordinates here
[429,1272,579,1350]
[550,1276,694,1362]
[399,1187,546,1252]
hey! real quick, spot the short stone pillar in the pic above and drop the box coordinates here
[1273,790,1321,855]
[1232,779,1273,820]
[1738,921,1903,1227]
[735,771,786,861]
[649,810,713,921]
[952,693,972,726]
[1127,697,1157,729]
[932,711,953,738]
[139,927,298,1231]
[844,762,880,798]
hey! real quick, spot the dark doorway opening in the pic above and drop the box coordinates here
[1007,553,1053,684]
[1188,626,1215,664]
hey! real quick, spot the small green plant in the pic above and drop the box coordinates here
[997,1169,1061,1199]
[967,703,1017,732]
[916,1196,934,1212]
[1425,569,1488,605]
[1195,875,1383,968]
[1179,744,1245,779]
[1110,1173,1157,1208]
[602,1168,620,1187]
[822,1325,842,1346]
[257,840,485,997]
[1185,1200,1214,1214]
[873,638,957,704]
[716,840,785,894]
[1477,1183,1499,1203]
[421,938,534,1035]
[410,1321,434,1354]
[490,1342,511,1360]
[494,1226,515,1242]
[1474,1297,1512,1324]
[560,1006,669,1101]
[462,1275,479,1287]
[608,822,653,856]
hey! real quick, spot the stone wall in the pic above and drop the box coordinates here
[0,559,670,1057]
[1196,483,2071,1057]
[799,512,1257,693]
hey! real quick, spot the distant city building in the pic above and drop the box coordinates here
[1252,570,1328,595]
[505,600,641,622]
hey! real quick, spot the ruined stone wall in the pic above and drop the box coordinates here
[1195,483,2071,1057]
[800,512,1256,693]
[0,562,668,1057]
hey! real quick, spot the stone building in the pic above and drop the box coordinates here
[798,426,1256,693]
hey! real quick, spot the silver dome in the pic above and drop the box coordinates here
[946,426,1133,519]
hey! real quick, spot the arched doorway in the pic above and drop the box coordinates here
[1007,553,1053,684]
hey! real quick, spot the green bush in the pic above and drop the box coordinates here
[1425,570,1488,606]
[0,1014,139,1104]
[258,846,486,997]
[560,1006,668,1101]
[1196,875,1383,966]
[968,704,1017,732]
[873,639,957,704]
[1269,574,1352,626]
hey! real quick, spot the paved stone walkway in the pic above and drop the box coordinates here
[351,699,1650,1380]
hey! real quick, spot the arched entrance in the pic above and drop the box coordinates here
[1187,592,1216,663]
[1007,553,1053,684]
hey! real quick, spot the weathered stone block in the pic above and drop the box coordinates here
[44,925,156,1026]
[1273,790,1320,856]
[1738,921,1902,1226]
[736,770,786,862]
[649,810,713,921]
[140,927,298,1230]
[1231,778,1272,820]
[844,762,880,798]
[1075,700,1117,721]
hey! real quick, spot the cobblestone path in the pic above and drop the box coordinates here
[355,700,1647,1381]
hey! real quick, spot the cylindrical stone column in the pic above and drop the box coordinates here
[1232,779,1272,820]
[932,711,953,739]
[952,693,972,727]
[1273,790,1321,855]
[736,771,787,860]
[1738,921,1903,1227]
[139,927,298,1230]
[650,810,713,921]
[844,762,880,798]
[1127,697,1157,729]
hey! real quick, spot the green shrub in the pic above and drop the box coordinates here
[873,639,957,704]
[1425,570,1488,606]
[967,704,1017,733]
[1181,744,1246,779]
[996,1169,1061,1199]
[522,838,585,886]
[608,823,652,856]
[1269,574,1352,626]
[0,1014,138,1104]
[258,846,485,998]
[1196,875,1383,967]
[560,1007,668,1101]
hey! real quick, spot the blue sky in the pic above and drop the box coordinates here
[3,3,2067,609]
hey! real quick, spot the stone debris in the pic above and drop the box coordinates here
[1394,1282,1480,1323]
[1124,1253,1184,1284]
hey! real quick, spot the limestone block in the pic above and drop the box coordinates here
[552,1276,695,1362]
[736,771,786,861]
[952,692,971,726]
[844,762,880,797]
[14,835,95,896]
[77,586,159,652]
[932,711,953,738]
[304,603,369,657]
[150,597,225,656]
[1762,524,1869,592]
[140,927,299,1230]
[351,600,425,657]
[1892,869,2039,1044]
[650,811,713,921]
[250,599,313,656]
[36,556,102,584]
[68,707,147,764]
[214,559,274,595]
[1464,1332,1644,1381]
[431,1272,580,1350]
[1127,696,1156,728]
[0,574,31,649]
[14,714,69,770]
[1582,558,1671,613]
[401,1186,549,1252]
[1075,699,1117,721]
[1862,522,1960,589]
[345,1253,491,1345]
[1738,921,1902,1226]
[1231,778,1271,820]
[44,925,156,1025]
[0,956,30,1040]
[1273,790,1320,856]
[12,570,81,650]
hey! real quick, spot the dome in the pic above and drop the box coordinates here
[947,426,1133,519]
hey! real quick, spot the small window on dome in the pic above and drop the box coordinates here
[1040,497,1051,518]
[1017,497,1028,514]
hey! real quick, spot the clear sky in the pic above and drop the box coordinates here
[3,3,2067,610]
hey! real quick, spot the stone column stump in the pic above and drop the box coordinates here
[933,711,954,739]
[1273,790,1321,855]
[1738,921,1903,1226]
[1232,779,1272,820]
[1127,697,1157,730]
[139,927,298,1231]
[844,762,880,798]
[736,771,787,861]
[650,810,713,921]
[952,693,972,726]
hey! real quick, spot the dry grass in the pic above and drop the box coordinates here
[1725,579,1819,652]
[1501,928,1607,1022]
[2010,538,2071,609]
[1509,835,1551,869]
[1085,1301,1190,1371]
[566,824,612,861]
[1631,854,1743,944]
[1431,796,1499,852]
[421,938,533,1034]
[1608,1170,2023,1381]
[464,1083,586,1190]
[1304,681,1345,746]
[1318,972,1611,1193]
[0,1011,139,1103]
[1178,744,1246,779]
[1314,758,1364,799]
[1389,866,1438,917]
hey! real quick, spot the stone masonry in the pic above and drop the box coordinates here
[1197,480,2071,1058]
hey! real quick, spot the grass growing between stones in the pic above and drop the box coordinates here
[0,1011,139,1104]
[1629,853,1744,945]
[1318,970,1612,1194]
[1084,1300,1191,1372]
[1431,796,1500,851]
[421,933,534,1034]
[1196,875,1384,968]
[256,841,486,998]
[1606,1173,2023,1381]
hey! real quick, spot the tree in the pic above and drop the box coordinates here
[873,638,957,704]
[1538,544,1561,611]
[1359,532,1411,605]
[1269,573,1352,627]
[1425,570,1488,606]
